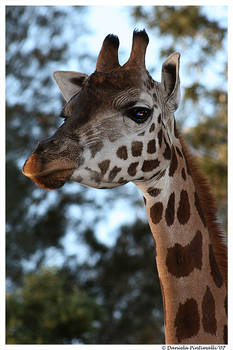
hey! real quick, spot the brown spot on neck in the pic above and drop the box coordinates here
[142,159,160,172]
[150,202,163,224]
[175,298,200,343]
[209,244,223,288]
[166,230,202,277]
[194,191,206,227]
[202,286,217,335]
[165,192,175,226]
[163,136,171,160]
[158,129,163,148]
[147,139,156,154]
[177,190,190,225]
[181,168,186,180]
[169,146,178,177]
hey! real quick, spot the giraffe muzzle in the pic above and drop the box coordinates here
[22,153,75,190]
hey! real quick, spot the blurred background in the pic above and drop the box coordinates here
[6,6,227,344]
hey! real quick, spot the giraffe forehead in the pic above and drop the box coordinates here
[81,69,157,107]
[63,70,144,117]
[85,69,146,91]
[63,73,157,131]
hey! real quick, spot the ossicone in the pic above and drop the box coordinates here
[123,29,149,69]
[96,34,120,72]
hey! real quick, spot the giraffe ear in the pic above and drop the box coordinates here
[53,71,88,102]
[161,52,180,111]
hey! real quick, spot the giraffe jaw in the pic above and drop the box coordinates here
[70,168,128,189]
[30,168,74,190]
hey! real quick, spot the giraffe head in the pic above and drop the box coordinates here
[23,30,180,190]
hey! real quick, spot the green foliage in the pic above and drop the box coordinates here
[185,110,227,228]
[6,221,163,344]
[6,268,102,344]
[81,220,164,343]
[6,6,93,285]
[132,6,226,60]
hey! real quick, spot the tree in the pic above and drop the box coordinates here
[6,268,102,344]
[6,5,227,344]
[184,90,227,228]
[7,220,164,344]
[81,220,164,344]
[6,6,96,285]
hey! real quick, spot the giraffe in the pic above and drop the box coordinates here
[22,30,227,344]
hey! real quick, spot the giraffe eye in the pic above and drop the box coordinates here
[127,107,152,124]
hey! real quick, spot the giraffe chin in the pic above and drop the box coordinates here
[31,169,74,190]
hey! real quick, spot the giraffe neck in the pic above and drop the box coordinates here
[136,136,227,344]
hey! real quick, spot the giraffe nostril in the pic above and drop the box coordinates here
[34,141,44,153]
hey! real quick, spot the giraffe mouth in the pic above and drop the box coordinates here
[32,169,74,190]
[22,153,75,190]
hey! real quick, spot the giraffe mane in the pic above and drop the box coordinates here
[178,134,227,287]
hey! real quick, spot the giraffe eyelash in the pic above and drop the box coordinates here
[59,111,70,120]
[59,106,72,120]
[59,97,77,119]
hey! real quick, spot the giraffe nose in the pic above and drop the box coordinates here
[22,153,42,178]
[34,136,59,154]
[23,136,59,178]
